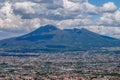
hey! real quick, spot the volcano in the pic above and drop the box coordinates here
[0,25,120,52]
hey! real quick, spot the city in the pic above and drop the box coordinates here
[0,49,119,80]
[0,0,120,80]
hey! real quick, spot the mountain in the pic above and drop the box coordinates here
[0,24,120,52]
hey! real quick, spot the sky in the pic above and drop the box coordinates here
[0,0,120,40]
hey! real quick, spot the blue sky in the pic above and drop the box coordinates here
[0,0,120,39]
[89,0,120,7]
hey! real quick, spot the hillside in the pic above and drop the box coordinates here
[0,25,120,52]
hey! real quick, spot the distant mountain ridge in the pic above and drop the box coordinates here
[0,24,120,52]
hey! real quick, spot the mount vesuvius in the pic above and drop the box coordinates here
[0,25,120,52]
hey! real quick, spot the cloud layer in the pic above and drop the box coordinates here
[0,0,120,39]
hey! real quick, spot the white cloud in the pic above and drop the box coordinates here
[0,0,120,39]
[57,18,92,29]
[100,9,120,26]
[101,2,117,12]
[69,0,87,3]
[14,1,36,14]
[84,2,98,14]
[0,1,40,33]
[13,0,87,20]
[63,0,81,11]
[82,26,120,39]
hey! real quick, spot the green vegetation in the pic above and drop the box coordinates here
[104,73,120,77]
